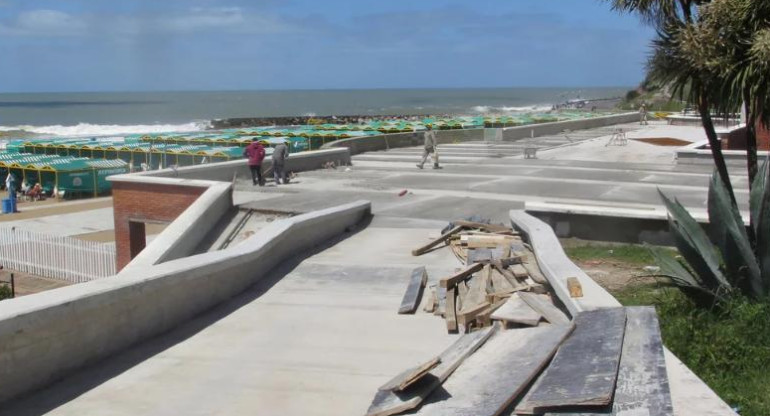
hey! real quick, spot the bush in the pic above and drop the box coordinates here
[0,284,11,301]
[625,89,641,101]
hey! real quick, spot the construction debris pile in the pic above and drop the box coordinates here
[366,219,673,416]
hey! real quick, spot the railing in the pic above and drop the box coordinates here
[0,227,115,283]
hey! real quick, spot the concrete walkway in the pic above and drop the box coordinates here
[234,124,750,224]
[1,217,462,416]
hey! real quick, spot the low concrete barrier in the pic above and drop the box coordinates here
[502,112,639,141]
[677,140,770,166]
[509,210,737,416]
[0,200,371,404]
[322,129,484,155]
[134,148,352,182]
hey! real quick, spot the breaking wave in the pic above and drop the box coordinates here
[471,105,554,114]
[0,121,210,137]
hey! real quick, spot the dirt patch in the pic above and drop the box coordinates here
[0,198,113,222]
[632,137,692,147]
[0,270,71,297]
[573,259,657,293]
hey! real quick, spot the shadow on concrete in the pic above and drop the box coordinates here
[0,215,373,416]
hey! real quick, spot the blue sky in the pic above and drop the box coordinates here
[0,0,654,92]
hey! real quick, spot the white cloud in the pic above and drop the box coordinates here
[1,9,87,36]
[0,6,299,38]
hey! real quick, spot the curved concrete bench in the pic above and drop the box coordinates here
[0,200,371,404]
[510,209,736,416]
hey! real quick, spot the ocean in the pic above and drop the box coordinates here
[0,87,628,137]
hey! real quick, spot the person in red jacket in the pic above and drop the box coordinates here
[243,138,266,186]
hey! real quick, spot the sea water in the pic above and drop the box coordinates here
[0,87,628,137]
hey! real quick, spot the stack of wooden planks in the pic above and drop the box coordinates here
[368,307,673,416]
[376,220,673,416]
[410,220,562,334]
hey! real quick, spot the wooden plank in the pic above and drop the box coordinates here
[490,267,515,293]
[462,234,515,248]
[544,307,674,416]
[398,267,428,314]
[366,326,497,416]
[452,220,514,234]
[459,266,489,313]
[412,324,574,416]
[445,287,458,332]
[522,260,547,284]
[510,263,530,279]
[379,356,441,392]
[439,263,483,288]
[434,286,446,317]
[423,285,437,313]
[457,301,490,327]
[518,292,570,325]
[475,298,507,327]
[490,293,542,326]
[412,225,462,256]
[516,308,627,414]
[567,277,583,298]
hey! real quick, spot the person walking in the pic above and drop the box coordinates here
[272,140,290,185]
[416,125,441,169]
[243,138,266,186]
[639,103,649,125]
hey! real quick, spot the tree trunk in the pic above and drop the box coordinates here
[698,94,737,207]
[744,92,760,189]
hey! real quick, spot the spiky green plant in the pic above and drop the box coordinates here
[650,159,770,303]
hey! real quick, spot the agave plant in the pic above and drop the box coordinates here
[650,158,770,303]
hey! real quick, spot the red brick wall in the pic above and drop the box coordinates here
[724,122,770,150]
[112,181,206,270]
[758,122,770,151]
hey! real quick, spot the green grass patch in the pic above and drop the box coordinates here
[563,243,656,265]
[612,284,770,416]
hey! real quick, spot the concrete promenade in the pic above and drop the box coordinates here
[1,217,461,416]
[235,122,749,225]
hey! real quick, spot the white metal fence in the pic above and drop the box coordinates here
[0,227,116,283]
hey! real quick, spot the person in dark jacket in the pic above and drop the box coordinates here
[272,141,290,185]
[244,139,266,186]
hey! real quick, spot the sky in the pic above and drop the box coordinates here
[0,0,655,93]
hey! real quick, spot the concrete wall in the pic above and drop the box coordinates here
[501,112,639,141]
[134,148,352,182]
[0,200,371,404]
[119,180,233,272]
[322,129,484,155]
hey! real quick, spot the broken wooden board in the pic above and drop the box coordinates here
[398,267,428,314]
[412,324,574,416]
[518,292,570,325]
[457,301,490,328]
[458,267,489,312]
[466,247,505,264]
[412,225,462,256]
[440,263,483,288]
[515,308,627,414]
[490,293,542,326]
[379,356,442,392]
[365,325,497,416]
[490,267,516,293]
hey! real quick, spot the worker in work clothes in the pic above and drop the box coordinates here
[243,138,266,186]
[272,141,290,185]
[416,125,441,169]
[639,103,649,125]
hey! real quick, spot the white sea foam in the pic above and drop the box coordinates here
[0,121,210,137]
[471,104,553,114]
